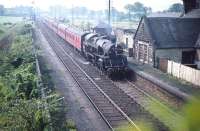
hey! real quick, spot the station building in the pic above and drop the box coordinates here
[133,0,200,69]
[114,28,136,55]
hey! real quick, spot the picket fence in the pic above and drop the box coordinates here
[167,60,200,87]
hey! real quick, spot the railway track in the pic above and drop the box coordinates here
[39,22,141,130]
[38,21,174,130]
[113,80,183,130]
[127,72,185,111]
[51,28,179,130]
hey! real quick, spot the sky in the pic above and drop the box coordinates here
[0,0,182,12]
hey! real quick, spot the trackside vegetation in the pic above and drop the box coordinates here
[0,22,69,131]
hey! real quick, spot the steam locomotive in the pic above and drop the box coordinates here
[43,17,127,74]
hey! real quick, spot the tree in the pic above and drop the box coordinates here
[145,7,152,15]
[168,3,184,12]
[124,4,134,21]
[79,7,88,19]
[111,7,120,22]
[0,5,4,16]
[89,10,95,19]
[118,11,126,21]
[124,2,152,21]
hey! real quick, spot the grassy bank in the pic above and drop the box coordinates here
[0,16,23,24]
[0,16,23,38]
[0,22,68,131]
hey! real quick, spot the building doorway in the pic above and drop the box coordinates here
[138,41,149,63]
[182,50,196,64]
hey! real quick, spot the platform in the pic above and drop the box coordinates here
[127,57,200,101]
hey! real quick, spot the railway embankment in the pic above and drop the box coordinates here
[39,21,172,130]
[34,24,110,131]
[0,21,69,131]
[38,19,200,130]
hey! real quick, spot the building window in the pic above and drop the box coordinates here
[138,44,143,62]
[148,46,153,62]
[138,41,149,63]
[143,44,148,62]
[182,50,196,64]
[197,0,200,8]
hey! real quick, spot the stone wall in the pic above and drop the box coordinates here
[155,48,194,67]
[134,18,154,65]
[183,0,198,13]
[196,49,200,69]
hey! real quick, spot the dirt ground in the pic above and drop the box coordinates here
[34,27,110,131]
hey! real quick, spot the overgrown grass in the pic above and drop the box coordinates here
[0,16,23,39]
[116,99,200,131]
[0,29,4,38]
[66,119,77,131]
[0,22,69,131]
[38,55,68,130]
[0,23,37,99]
[0,16,23,24]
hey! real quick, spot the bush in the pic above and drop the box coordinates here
[3,22,12,25]
[66,119,76,130]
[0,23,69,131]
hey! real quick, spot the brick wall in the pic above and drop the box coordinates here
[183,0,197,13]
[155,48,195,67]
[196,49,200,69]
[155,49,182,64]
[134,19,154,65]
[197,49,200,60]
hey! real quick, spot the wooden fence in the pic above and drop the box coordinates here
[167,60,200,87]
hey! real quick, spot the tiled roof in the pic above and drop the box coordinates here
[144,17,200,48]
[183,9,200,18]
[148,12,182,18]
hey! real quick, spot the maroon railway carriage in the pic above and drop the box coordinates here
[44,17,84,51]
[64,26,83,50]
[57,24,66,40]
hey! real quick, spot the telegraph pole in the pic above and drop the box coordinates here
[72,4,74,25]
[108,0,111,25]
[31,0,36,21]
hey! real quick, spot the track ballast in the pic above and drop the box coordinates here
[39,21,168,131]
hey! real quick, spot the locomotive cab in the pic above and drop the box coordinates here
[95,39,127,72]
[82,31,128,75]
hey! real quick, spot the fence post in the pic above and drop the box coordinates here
[171,61,173,75]
[167,60,200,87]
[178,63,181,79]
[194,70,197,86]
[197,71,199,86]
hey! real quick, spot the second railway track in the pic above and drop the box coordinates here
[39,21,171,131]
[39,22,140,130]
